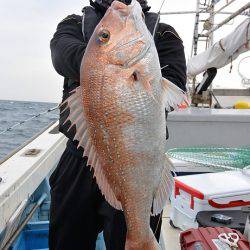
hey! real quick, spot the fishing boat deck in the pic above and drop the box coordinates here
[162,204,181,250]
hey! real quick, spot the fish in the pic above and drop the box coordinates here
[61,0,188,249]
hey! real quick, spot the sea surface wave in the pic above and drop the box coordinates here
[0,100,58,160]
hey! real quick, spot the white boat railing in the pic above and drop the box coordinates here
[0,121,67,234]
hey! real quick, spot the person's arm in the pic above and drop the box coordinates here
[50,14,86,81]
[156,23,187,91]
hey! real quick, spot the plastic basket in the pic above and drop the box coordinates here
[10,221,106,250]
[10,222,49,250]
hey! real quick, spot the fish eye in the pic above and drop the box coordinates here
[98,29,111,44]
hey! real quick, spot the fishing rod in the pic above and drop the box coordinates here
[0,105,59,135]
[152,0,167,38]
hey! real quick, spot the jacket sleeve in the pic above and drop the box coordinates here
[50,14,86,81]
[156,23,187,91]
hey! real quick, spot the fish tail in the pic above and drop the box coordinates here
[125,229,161,250]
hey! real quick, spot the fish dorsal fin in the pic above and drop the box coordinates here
[161,77,189,111]
[60,86,122,210]
[152,156,175,215]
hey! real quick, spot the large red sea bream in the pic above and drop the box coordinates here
[61,0,187,249]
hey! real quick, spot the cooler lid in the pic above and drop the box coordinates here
[175,170,250,199]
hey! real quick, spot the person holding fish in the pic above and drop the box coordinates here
[49,0,187,249]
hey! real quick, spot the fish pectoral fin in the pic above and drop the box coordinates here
[60,86,122,211]
[60,86,93,158]
[60,86,85,141]
[152,156,175,216]
[161,77,189,111]
[60,86,88,149]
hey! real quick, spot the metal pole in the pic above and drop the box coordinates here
[2,193,47,250]
[207,3,215,47]
[201,2,250,36]
[210,0,237,17]
[207,2,215,94]
[160,10,243,15]
[191,0,201,57]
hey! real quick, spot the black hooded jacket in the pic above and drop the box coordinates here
[50,4,186,148]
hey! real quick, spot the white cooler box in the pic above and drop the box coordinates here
[170,170,250,230]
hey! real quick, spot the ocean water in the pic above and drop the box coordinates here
[0,100,58,161]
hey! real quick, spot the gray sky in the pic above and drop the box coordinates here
[0,0,249,103]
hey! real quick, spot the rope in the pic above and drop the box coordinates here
[0,105,59,135]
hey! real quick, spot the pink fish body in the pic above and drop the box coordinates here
[61,1,187,249]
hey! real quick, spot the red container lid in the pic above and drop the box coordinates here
[180,227,250,250]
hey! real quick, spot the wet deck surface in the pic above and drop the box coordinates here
[162,204,181,250]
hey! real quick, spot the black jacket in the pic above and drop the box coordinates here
[50,7,186,147]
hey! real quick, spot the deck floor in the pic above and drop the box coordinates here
[162,204,181,250]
